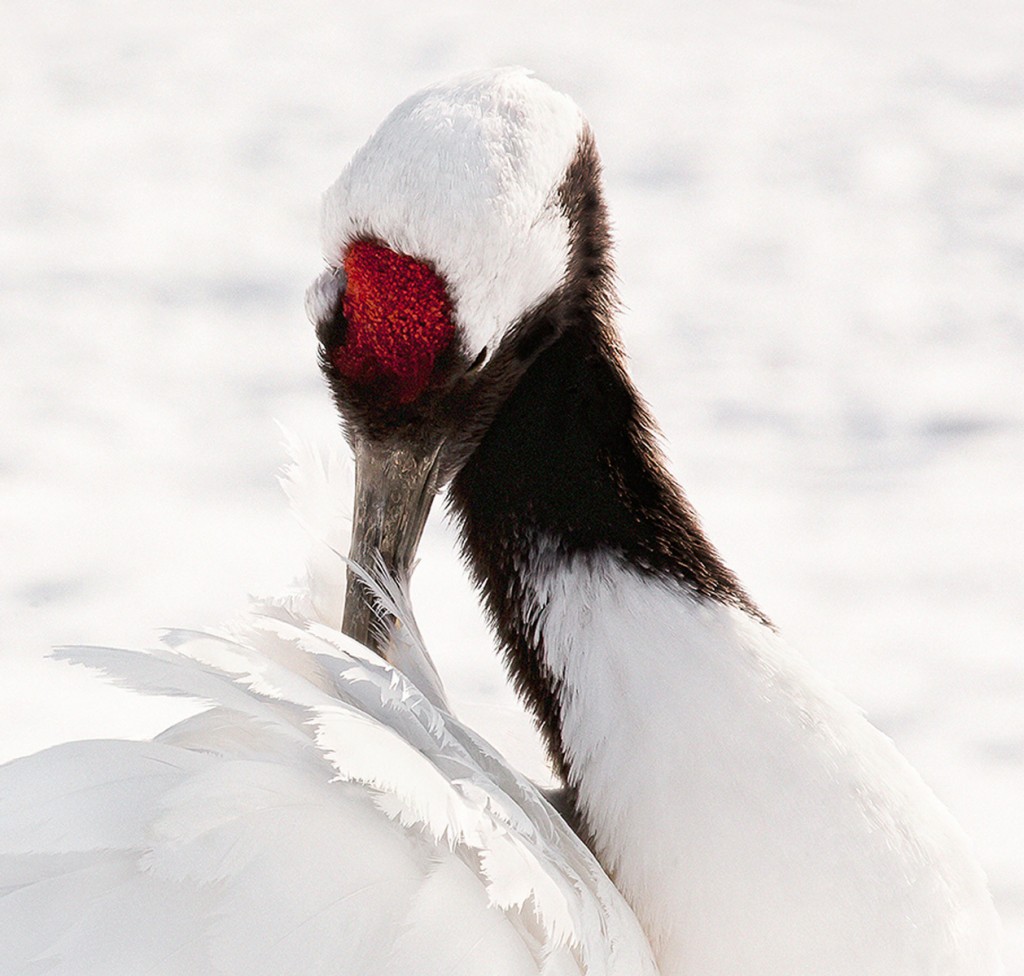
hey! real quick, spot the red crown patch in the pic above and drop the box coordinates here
[333,242,456,405]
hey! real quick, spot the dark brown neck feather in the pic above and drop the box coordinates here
[447,130,763,805]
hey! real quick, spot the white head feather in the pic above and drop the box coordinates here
[318,68,584,361]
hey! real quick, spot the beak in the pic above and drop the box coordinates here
[342,437,442,656]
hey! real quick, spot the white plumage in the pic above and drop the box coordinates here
[318,68,581,365]
[0,447,656,976]
[525,542,1003,974]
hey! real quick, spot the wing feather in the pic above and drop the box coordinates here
[0,621,656,975]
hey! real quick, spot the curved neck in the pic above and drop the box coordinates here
[448,313,762,784]
[446,315,997,976]
[443,136,996,976]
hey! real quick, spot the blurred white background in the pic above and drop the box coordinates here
[2,0,1022,965]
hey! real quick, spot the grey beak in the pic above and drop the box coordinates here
[342,437,442,656]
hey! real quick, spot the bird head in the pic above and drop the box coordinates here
[306,69,612,651]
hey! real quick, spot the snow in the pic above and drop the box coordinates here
[1,0,1022,966]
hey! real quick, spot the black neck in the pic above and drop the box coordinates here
[448,130,761,807]
[448,310,762,786]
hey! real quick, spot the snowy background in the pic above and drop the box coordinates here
[2,0,1022,965]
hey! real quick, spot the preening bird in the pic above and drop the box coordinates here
[0,69,1003,976]
[0,78,659,976]
[311,69,1002,975]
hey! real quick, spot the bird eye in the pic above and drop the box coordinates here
[305,266,347,329]
[467,347,488,373]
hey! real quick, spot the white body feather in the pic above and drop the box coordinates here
[527,543,1003,974]
[0,447,656,976]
